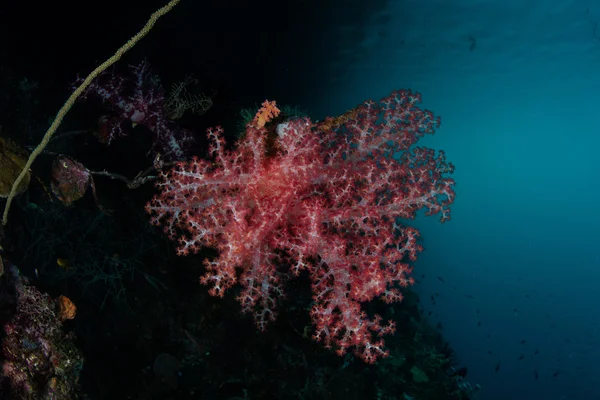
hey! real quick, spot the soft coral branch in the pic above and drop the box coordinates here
[74,60,195,160]
[146,90,455,363]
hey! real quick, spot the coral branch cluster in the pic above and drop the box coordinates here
[146,90,455,363]
[74,61,199,160]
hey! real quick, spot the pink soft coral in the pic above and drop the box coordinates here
[146,90,455,363]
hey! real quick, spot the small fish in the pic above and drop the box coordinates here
[183,329,204,354]
[518,354,524,361]
[477,321,481,327]
[534,370,538,380]
[437,276,445,283]
[552,370,560,378]
[468,35,476,52]
[57,258,71,270]
[520,339,526,345]
[494,363,500,372]
[534,349,539,355]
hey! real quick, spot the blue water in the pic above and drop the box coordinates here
[296,1,600,399]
